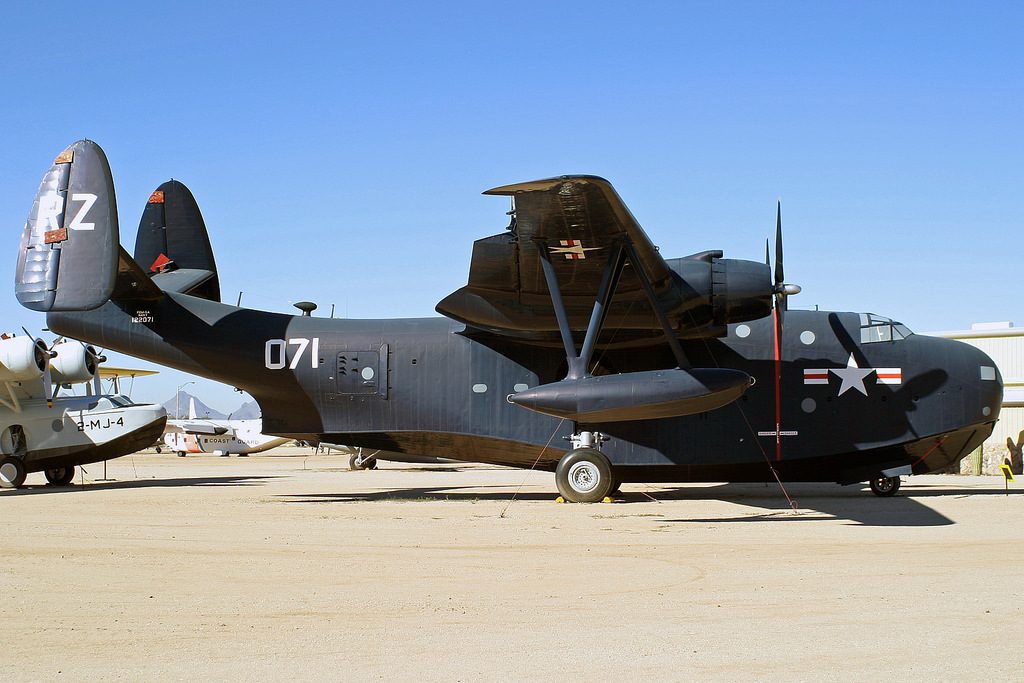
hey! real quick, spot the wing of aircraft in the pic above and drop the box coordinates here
[98,367,159,378]
[170,421,229,435]
[438,176,775,341]
[438,176,679,335]
[440,176,785,423]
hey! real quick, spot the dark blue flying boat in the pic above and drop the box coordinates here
[15,140,1003,501]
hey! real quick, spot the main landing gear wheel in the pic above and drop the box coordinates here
[555,448,614,503]
[869,476,901,497]
[45,466,75,486]
[0,456,27,489]
[349,454,377,471]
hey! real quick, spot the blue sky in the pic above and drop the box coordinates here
[1,1,1022,413]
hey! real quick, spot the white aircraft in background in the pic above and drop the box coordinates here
[160,397,288,456]
[0,335,167,488]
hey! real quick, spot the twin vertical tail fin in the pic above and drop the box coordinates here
[16,140,119,312]
[134,180,220,302]
[16,140,222,313]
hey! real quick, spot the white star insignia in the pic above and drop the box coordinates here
[830,353,874,396]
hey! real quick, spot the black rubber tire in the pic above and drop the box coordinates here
[555,448,614,503]
[0,456,28,489]
[45,466,76,486]
[349,454,377,471]
[869,476,901,497]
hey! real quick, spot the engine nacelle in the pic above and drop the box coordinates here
[0,336,49,382]
[669,255,774,331]
[711,258,775,325]
[50,341,100,385]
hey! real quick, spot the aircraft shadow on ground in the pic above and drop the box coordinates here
[281,485,557,504]
[653,482,1024,527]
[0,475,276,495]
[281,481,1022,527]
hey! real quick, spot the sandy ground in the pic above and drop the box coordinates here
[1,448,1023,681]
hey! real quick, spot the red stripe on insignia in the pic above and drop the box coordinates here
[876,369,902,384]
[803,369,829,385]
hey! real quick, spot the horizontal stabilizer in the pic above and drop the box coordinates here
[150,268,217,295]
[112,246,164,300]
[17,140,119,312]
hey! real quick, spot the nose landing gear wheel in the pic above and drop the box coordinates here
[45,466,76,486]
[555,448,613,503]
[0,456,27,489]
[869,476,901,497]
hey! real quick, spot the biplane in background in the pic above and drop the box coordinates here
[0,333,166,488]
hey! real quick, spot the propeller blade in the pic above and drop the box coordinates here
[771,199,800,312]
[42,349,54,408]
[774,199,784,286]
[88,345,106,396]
[22,330,56,407]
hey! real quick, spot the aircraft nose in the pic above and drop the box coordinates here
[906,335,1002,472]
[955,341,1003,423]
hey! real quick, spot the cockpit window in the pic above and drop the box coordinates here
[108,395,134,407]
[859,313,913,344]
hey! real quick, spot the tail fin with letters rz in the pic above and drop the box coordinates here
[16,139,120,312]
